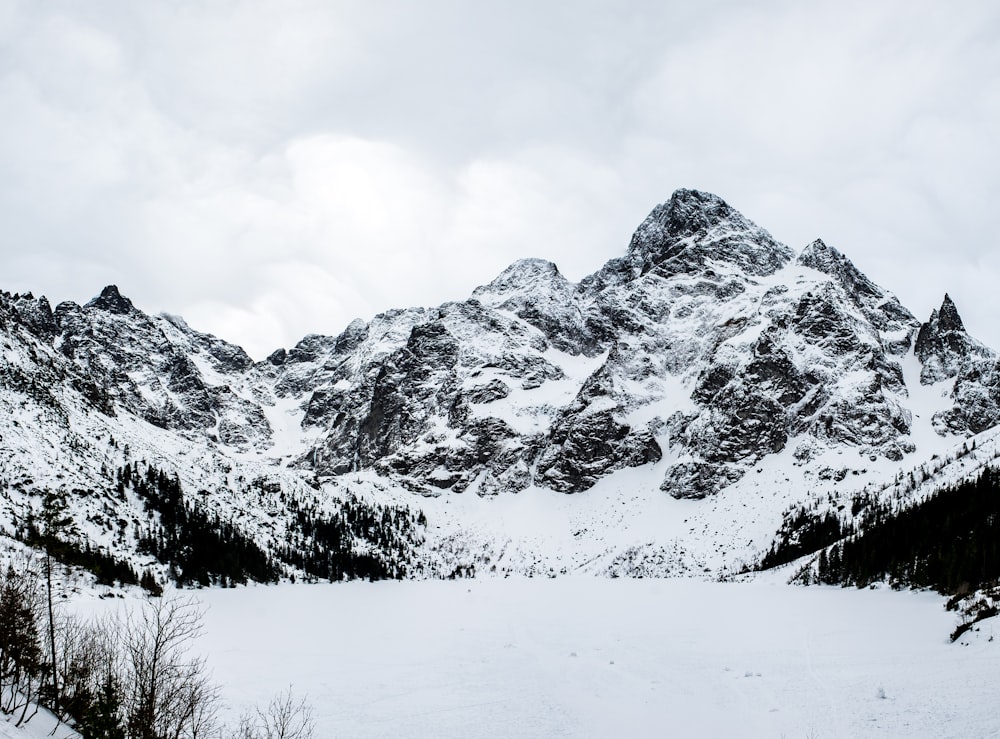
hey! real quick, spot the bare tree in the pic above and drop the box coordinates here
[51,612,127,735]
[72,614,127,739]
[51,613,96,723]
[232,686,314,739]
[120,596,219,739]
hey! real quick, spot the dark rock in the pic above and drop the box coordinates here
[933,359,1000,434]
[86,285,135,314]
[581,189,793,293]
[797,238,917,337]
[465,379,511,405]
[687,385,788,465]
[335,318,369,354]
[7,294,58,340]
[792,288,862,354]
[473,258,600,356]
[287,334,338,364]
[660,461,744,499]
[355,321,460,465]
[916,294,992,384]
[538,409,662,493]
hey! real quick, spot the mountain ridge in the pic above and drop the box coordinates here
[2,188,998,585]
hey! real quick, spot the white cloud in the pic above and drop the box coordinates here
[1,0,1000,356]
[137,138,630,355]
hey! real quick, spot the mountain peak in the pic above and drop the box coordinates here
[631,188,793,276]
[482,258,564,283]
[626,189,751,254]
[915,293,989,385]
[472,259,571,306]
[938,293,964,333]
[86,285,135,314]
[655,188,735,236]
[796,237,899,315]
[798,238,860,282]
[583,189,792,293]
[798,238,837,267]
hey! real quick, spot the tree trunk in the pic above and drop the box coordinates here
[46,547,58,718]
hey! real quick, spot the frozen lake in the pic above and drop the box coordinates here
[118,578,1000,738]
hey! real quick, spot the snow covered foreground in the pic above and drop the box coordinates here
[0,711,74,739]
[69,579,1000,738]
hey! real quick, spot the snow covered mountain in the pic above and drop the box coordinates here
[3,188,999,582]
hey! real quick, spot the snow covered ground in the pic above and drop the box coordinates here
[0,706,75,739]
[65,578,1000,738]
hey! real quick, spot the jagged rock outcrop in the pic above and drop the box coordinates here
[86,284,135,314]
[472,258,599,356]
[912,295,1000,434]
[582,189,793,294]
[536,355,663,492]
[915,294,993,384]
[797,239,917,341]
[2,292,59,340]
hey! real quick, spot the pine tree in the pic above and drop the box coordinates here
[139,571,162,597]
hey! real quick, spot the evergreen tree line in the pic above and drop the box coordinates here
[277,498,425,582]
[14,486,165,597]
[12,463,429,593]
[813,467,1000,593]
[123,462,427,586]
[758,507,845,570]
[0,559,314,738]
[21,519,144,590]
[758,486,924,573]
[123,463,280,587]
[758,442,994,574]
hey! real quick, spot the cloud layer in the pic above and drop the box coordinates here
[1,0,998,357]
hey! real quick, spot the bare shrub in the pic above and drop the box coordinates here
[232,686,315,739]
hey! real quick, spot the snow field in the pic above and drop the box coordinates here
[0,709,75,739]
[72,579,1000,738]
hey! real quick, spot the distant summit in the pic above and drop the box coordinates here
[85,284,135,314]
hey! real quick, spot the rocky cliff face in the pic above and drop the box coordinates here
[913,294,1000,435]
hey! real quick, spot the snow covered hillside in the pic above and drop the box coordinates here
[2,188,1000,582]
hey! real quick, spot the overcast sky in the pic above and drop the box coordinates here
[1,0,998,358]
